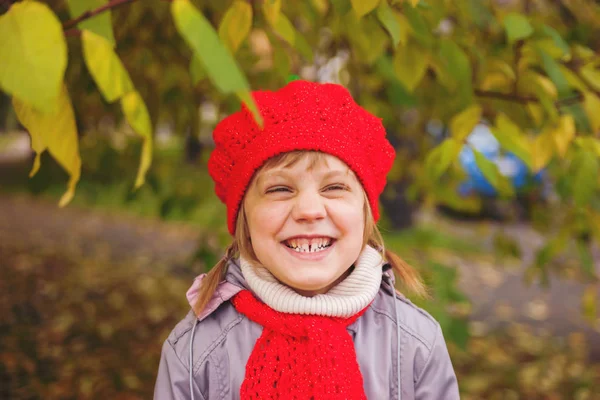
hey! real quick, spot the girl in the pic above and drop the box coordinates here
[154,80,459,399]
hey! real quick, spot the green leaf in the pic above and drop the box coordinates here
[425,138,461,181]
[376,0,401,46]
[393,41,429,92]
[491,114,532,170]
[540,24,569,57]
[472,148,515,197]
[67,0,115,45]
[171,0,262,126]
[12,84,81,206]
[350,0,380,17]
[572,149,599,208]
[218,1,253,53]
[0,1,67,114]
[503,12,533,44]
[82,30,133,103]
[403,2,433,47]
[121,91,153,189]
[439,39,471,86]
[577,242,595,277]
[272,13,296,45]
[272,46,291,79]
[538,49,570,97]
[293,30,314,62]
[450,105,481,143]
[190,54,206,85]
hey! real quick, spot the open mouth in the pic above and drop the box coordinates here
[282,237,335,253]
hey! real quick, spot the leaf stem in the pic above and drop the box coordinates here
[62,0,137,30]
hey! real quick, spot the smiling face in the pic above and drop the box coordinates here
[242,152,366,296]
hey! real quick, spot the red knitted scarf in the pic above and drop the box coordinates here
[231,290,368,400]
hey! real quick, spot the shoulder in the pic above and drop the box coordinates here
[162,301,245,370]
[156,302,253,399]
[369,287,441,351]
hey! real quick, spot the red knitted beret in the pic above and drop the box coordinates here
[207,80,395,235]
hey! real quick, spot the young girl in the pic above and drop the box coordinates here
[154,80,459,399]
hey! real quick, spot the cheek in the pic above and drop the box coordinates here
[330,198,364,227]
[248,202,290,238]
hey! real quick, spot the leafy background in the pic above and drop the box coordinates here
[1,0,600,398]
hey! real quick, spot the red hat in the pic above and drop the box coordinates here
[208,80,395,235]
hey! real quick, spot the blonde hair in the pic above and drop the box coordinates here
[193,152,427,315]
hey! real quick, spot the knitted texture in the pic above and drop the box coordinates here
[207,80,396,234]
[232,290,368,400]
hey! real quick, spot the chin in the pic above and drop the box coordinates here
[285,276,338,295]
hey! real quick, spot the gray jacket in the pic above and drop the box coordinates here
[154,260,460,399]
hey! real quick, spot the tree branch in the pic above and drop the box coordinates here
[474,89,536,104]
[474,89,584,107]
[62,0,137,30]
[64,28,82,37]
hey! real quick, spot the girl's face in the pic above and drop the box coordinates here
[243,153,365,296]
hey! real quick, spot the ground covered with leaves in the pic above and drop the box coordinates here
[1,194,599,399]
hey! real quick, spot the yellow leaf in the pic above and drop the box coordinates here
[492,113,532,170]
[351,0,380,17]
[394,12,410,46]
[526,103,544,126]
[408,0,419,6]
[559,65,587,91]
[552,115,575,158]
[485,59,516,81]
[531,128,555,172]
[584,92,600,133]
[82,30,133,103]
[121,91,153,188]
[218,1,252,53]
[480,72,512,91]
[581,285,598,323]
[262,0,281,25]
[450,105,482,143]
[12,85,81,206]
[0,1,67,114]
[575,137,600,157]
[394,41,429,92]
[520,70,558,120]
[273,13,295,45]
[580,63,600,92]
[310,0,328,15]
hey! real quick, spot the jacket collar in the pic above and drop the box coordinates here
[187,258,395,321]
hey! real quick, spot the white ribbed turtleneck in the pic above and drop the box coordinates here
[240,245,384,318]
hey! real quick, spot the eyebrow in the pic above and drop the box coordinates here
[255,168,352,187]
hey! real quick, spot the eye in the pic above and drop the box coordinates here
[265,186,292,194]
[324,184,349,192]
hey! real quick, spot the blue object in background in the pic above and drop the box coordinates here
[458,124,544,197]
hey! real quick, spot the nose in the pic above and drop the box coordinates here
[291,190,326,222]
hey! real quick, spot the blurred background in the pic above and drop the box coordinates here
[1,0,600,399]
